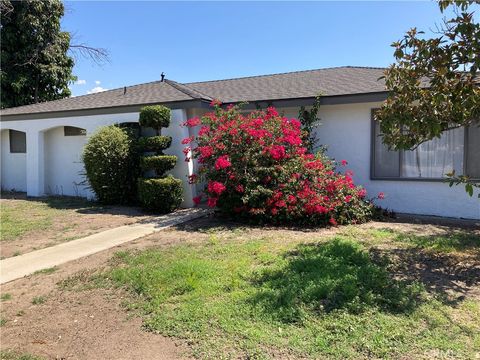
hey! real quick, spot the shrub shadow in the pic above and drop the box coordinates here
[248,238,424,323]
[1,191,146,218]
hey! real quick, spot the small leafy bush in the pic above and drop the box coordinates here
[140,155,177,175]
[139,105,171,130]
[83,125,140,204]
[137,176,183,212]
[184,102,376,226]
[138,135,172,152]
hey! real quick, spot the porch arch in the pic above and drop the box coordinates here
[43,125,88,197]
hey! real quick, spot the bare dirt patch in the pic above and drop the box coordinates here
[0,215,478,359]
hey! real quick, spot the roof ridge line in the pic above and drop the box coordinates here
[0,79,169,112]
[184,66,387,85]
[164,79,213,101]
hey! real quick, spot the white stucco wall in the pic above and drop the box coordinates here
[0,129,27,192]
[0,109,196,207]
[281,103,480,220]
[44,126,89,197]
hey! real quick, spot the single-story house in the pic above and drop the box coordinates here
[1,66,479,219]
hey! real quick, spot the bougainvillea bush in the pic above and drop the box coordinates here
[183,102,375,226]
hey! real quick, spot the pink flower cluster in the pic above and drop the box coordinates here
[183,102,375,226]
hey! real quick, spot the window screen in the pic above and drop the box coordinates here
[466,123,480,179]
[9,130,26,153]
[373,121,400,178]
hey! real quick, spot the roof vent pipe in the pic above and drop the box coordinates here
[161,72,165,82]
[123,86,127,95]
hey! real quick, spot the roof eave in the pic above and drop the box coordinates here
[0,92,388,121]
[0,99,211,121]
[223,91,389,109]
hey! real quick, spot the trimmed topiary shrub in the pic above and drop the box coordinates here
[183,102,379,226]
[137,176,183,212]
[139,105,171,131]
[82,125,140,204]
[140,155,177,175]
[138,135,172,152]
[137,105,183,213]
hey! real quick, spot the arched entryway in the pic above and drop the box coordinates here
[1,128,27,192]
[43,126,88,197]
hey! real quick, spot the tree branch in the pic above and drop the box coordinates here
[69,44,110,65]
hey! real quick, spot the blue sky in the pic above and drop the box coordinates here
[64,1,449,96]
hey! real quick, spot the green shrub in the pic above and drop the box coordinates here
[186,105,374,225]
[137,176,183,212]
[138,135,172,152]
[139,105,171,130]
[82,125,140,204]
[137,105,182,212]
[140,155,177,176]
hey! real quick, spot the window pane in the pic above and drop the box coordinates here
[373,122,400,177]
[466,123,480,178]
[64,126,86,136]
[401,127,464,178]
[9,130,26,153]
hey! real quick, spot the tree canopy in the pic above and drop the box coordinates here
[1,0,109,109]
[0,0,76,108]
[375,0,480,150]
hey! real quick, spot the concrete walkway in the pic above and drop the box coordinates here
[0,208,209,284]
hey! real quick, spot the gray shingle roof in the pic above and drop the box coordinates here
[1,66,387,117]
[186,66,387,103]
[1,80,195,116]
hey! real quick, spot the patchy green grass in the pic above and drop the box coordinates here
[338,226,480,254]
[0,317,6,327]
[0,196,94,242]
[32,267,57,276]
[393,231,479,253]
[1,293,12,301]
[93,227,480,359]
[0,350,44,360]
[31,296,46,305]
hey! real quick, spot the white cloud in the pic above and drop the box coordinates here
[87,86,108,94]
[95,80,101,85]
[75,79,86,85]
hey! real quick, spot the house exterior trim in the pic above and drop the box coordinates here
[1,92,389,122]
[0,100,211,122]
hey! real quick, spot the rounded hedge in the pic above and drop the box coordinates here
[138,135,172,152]
[82,125,140,204]
[137,176,183,212]
[139,105,171,130]
[140,155,177,176]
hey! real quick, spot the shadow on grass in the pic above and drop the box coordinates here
[172,212,343,234]
[371,249,480,305]
[249,238,424,323]
[1,191,146,217]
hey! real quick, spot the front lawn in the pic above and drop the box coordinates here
[0,193,149,258]
[1,195,91,242]
[93,222,479,359]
